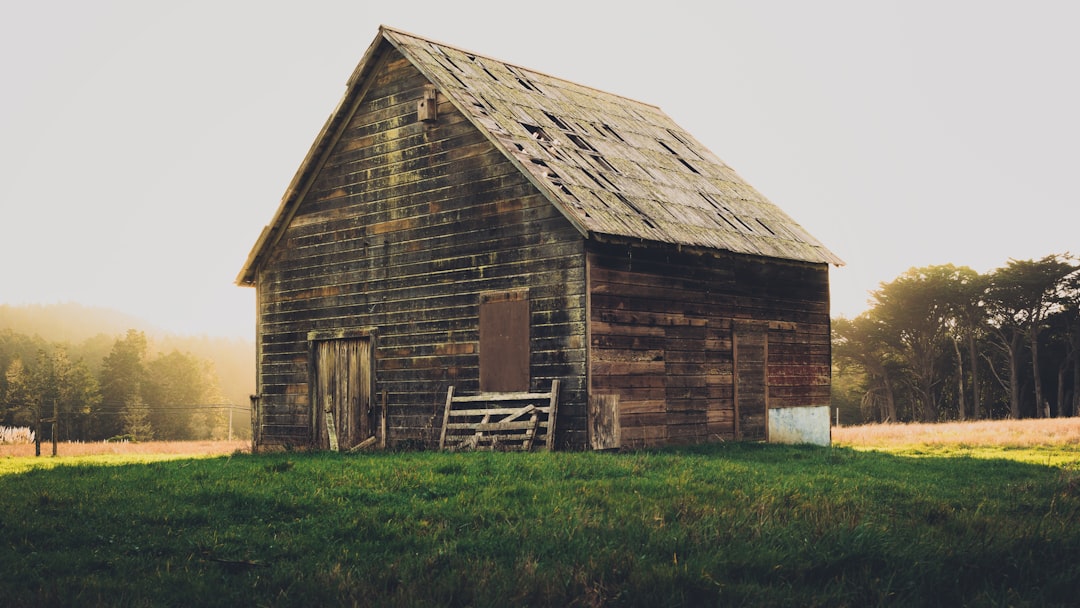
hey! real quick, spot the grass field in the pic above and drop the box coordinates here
[2,421,1079,606]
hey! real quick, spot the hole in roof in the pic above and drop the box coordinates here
[506,65,541,93]
[530,158,549,167]
[612,192,656,228]
[481,66,499,81]
[434,48,464,72]
[590,154,619,174]
[579,168,608,190]
[601,124,626,142]
[700,192,725,211]
[513,143,525,152]
[445,70,469,90]
[543,111,573,132]
[666,129,692,148]
[657,140,680,156]
[700,193,743,232]
[677,157,701,175]
[717,215,742,232]
[756,219,776,235]
[566,133,598,153]
[558,184,578,201]
[733,215,755,233]
[521,123,554,143]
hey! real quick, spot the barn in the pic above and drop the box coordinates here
[237,26,843,452]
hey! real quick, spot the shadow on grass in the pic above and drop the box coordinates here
[2,443,1078,607]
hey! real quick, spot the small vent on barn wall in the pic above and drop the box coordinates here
[418,85,438,122]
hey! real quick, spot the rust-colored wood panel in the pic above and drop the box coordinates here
[479,297,530,393]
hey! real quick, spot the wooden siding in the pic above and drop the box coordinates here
[587,241,831,448]
[254,49,588,449]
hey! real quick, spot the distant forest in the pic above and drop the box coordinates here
[0,304,253,441]
[833,253,1079,424]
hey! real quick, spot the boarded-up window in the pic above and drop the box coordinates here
[479,290,529,392]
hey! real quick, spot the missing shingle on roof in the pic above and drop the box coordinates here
[756,219,776,236]
[677,157,701,175]
[566,133,598,153]
[590,154,619,175]
[432,46,464,72]
[666,129,696,151]
[667,129,706,160]
[521,123,554,144]
[463,93,489,116]
[579,167,609,190]
[612,192,657,229]
[444,70,469,90]
[506,65,542,93]
[543,111,574,132]
[700,192,743,232]
[657,140,680,156]
[529,158,560,181]
[699,192,723,209]
[732,215,755,233]
[600,123,626,142]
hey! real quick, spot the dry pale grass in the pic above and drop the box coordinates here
[0,439,249,458]
[833,417,1080,448]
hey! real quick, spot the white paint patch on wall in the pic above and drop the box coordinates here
[768,405,831,446]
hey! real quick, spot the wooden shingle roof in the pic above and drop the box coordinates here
[238,26,841,285]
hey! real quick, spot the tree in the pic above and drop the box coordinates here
[2,357,34,427]
[143,351,208,439]
[833,315,902,422]
[940,268,986,420]
[98,330,149,439]
[870,266,974,421]
[985,255,1079,418]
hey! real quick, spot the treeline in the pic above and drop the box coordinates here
[833,253,1080,424]
[0,304,254,441]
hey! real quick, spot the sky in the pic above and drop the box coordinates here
[2,1,1077,338]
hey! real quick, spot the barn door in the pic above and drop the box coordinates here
[733,321,768,440]
[312,337,373,450]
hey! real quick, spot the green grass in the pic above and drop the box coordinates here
[2,444,1079,607]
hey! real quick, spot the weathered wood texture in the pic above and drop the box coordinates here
[440,380,560,451]
[587,241,831,448]
[311,336,373,450]
[254,50,587,449]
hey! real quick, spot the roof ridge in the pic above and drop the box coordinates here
[379,25,663,111]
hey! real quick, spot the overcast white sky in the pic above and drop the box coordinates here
[2,1,1077,338]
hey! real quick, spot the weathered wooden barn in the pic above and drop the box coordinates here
[237,26,843,451]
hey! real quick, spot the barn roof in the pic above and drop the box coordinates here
[237,26,842,286]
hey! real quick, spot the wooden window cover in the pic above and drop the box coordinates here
[479,290,529,393]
